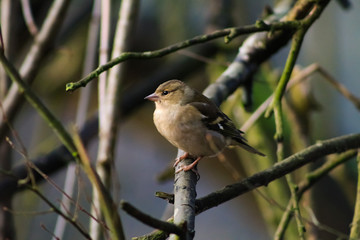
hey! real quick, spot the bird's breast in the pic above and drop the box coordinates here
[153,104,199,142]
[153,104,226,156]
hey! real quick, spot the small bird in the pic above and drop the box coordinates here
[145,80,265,173]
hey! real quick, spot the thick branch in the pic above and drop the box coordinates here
[195,133,360,214]
[172,157,198,239]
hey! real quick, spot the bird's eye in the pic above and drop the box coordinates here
[162,90,169,96]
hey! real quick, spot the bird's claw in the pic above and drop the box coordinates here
[174,156,202,180]
[173,152,190,167]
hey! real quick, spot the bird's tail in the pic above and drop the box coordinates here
[240,142,265,156]
[231,138,265,156]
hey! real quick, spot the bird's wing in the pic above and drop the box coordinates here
[189,102,246,141]
[189,102,265,156]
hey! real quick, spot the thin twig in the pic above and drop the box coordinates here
[54,0,101,238]
[0,25,4,53]
[265,0,330,118]
[265,28,307,119]
[89,0,111,238]
[121,201,185,238]
[65,20,302,92]
[20,0,39,35]
[242,62,360,133]
[317,67,360,110]
[275,101,306,239]
[31,187,91,239]
[73,128,125,240]
[275,150,357,239]
[41,223,60,240]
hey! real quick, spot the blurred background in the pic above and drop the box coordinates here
[1,0,360,239]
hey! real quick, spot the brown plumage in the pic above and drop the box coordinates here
[145,80,264,172]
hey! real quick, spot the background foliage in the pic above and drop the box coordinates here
[0,0,360,239]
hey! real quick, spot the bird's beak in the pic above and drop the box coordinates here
[144,92,159,101]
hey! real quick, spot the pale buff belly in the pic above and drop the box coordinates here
[154,105,226,157]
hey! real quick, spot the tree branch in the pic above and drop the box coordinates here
[121,201,185,239]
[195,133,360,214]
[0,0,71,138]
[172,157,198,239]
[350,150,360,239]
[275,150,358,239]
[65,20,301,92]
[134,134,360,240]
[0,49,77,157]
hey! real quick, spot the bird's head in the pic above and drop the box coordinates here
[145,80,194,106]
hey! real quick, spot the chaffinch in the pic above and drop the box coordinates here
[145,80,265,173]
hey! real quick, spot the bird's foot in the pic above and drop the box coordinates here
[175,157,202,181]
[173,152,190,167]
[175,156,202,173]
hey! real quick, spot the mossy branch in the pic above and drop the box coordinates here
[265,0,330,118]
[350,151,360,239]
[121,201,184,239]
[0,48,77,158]
[72,129,125,240]
[195,133,360,215]
[275,150,358,239]
[65,20,301,92]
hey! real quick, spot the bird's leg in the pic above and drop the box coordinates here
[175,156,202,173]
[174,152,190,167]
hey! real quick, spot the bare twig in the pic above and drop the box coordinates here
[53,0,101,238]
[90,0,111,238]
[121,201,185,238]
[31,187,91,239]
[73,128,124,240]
[20,0,39,35]
[0,0,71,140]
